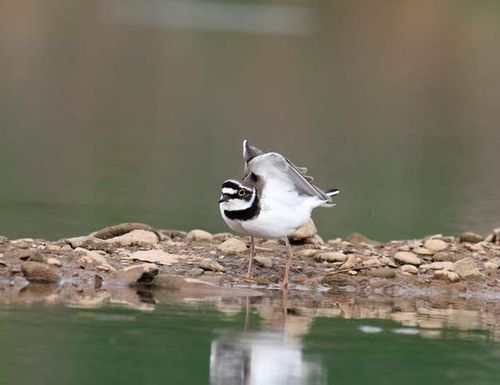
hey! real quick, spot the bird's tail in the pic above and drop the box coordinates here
[321,188,340,207]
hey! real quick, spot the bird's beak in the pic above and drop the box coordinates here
[219,194,229,203]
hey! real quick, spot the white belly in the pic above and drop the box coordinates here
[221,194,320,239]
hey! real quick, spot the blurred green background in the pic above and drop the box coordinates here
[1,0,499,241]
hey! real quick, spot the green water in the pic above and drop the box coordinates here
[0,302,499,385]
[1,0,500,241]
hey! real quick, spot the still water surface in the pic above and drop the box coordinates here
[1,294,499,385]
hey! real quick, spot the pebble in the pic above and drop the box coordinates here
[424,239,448,252]
[112,263,158,286]
[345,232,380,246]
[393,252,422,266]
[253,256,273,268]
[213,232,233,242]
[315,252,347,263]
[401,265,418,275]
[362,258,382,268]
[453,258,482,279]
[295,249,320,258]
[413,247,433,256]
[427,261,454,270]
[367,268,396,278]
[186,229,214,242]
[46,257,62,267]
[289,219,317,241]
[21,261,60,282]
[434,269,460,283]
[199,259,225,272]
[459,232,483,243]
[218,238,247,254]
[432,251,456,262]
[339,255,357,270]
[75,248,115,271]
[125,250,179,266]
[106,230,159,246]
[484,261,498,270]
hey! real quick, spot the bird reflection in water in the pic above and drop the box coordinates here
[209,291,326,385]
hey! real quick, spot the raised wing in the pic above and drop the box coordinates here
[247,152,332,203]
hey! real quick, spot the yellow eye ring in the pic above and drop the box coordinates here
[238,189,246,197]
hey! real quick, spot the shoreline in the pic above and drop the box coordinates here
[0,222,499,307]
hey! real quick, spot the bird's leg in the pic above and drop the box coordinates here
[246,236,255,278]
[282,236,292,289]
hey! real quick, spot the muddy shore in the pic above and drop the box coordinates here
[1,221,499,302]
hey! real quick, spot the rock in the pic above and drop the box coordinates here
[427,261,454,270]
[413,247,433,256]
[213,232,233,241]
[186,229,214,242]
[484,261,498,271]
[434,269,460,282]
[125,250,179,266]
[112,263,159,286]
[295,249,320,258]
[289,219,317,242]
[393,252,422,266]
[66,236,106,249]
[432,252,456,262]
[367,268,396,278]
[362,258,382,268]
[307,234,324,245]
[199,259,225,272]
[459,232,483,243]
[424,239,448,252]
[89,222,158,239]
[46,257,62,267]
[75,247,115,271]
[401,265,418,274]
[484,228,500,243]
[21,261,60,282]
[218,238,247,254]
[453,258,482,279]
[106,230,159,246]
[315,252,347,263]
[253,256,273,268]
[339,255,357,270]
[345,232,380,246]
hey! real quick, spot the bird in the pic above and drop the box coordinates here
[219,140,339,288]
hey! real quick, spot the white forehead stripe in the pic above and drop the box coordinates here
[222,187,239,195]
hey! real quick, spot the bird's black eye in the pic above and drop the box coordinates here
[238,189,246,197]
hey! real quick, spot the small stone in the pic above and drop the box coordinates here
[75,248,115,271]
[295,249,320,258]
[46,257,62,267]
[289,219,317,241]
[218,238,247,254]
[432,252,456,262]
[186,229,214,242]
[459,232,483,243]
[307,234,324,245]
[112,263,159,286]
[446,271,460,282]
[345,232,380,246]
[413,247,433,256]
[367,268,396,278]
[199,259,225,272]
[453,258,482,279]
[253,256,273,268]
[106,230,159,246]
[362,258,382,268]
[21,261,60,282]
[424,239,448,252]
[125,250,179,266]
[213,232,233,241]
[66,236,102,249]
[398,245,411,252]
[484,261,498,271]
[315,252,347,263]
[401,265,418,274]
[427,261,454,270]
[393,252,422,266]
[46,244,61,252]
[339,255,357,270]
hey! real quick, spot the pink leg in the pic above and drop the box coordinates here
[281,237,292,289]
[246,236,255,278]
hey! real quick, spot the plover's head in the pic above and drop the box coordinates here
[219,179,256,212]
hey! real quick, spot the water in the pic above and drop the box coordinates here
[1,292,499,385]
[1,0,500,242]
